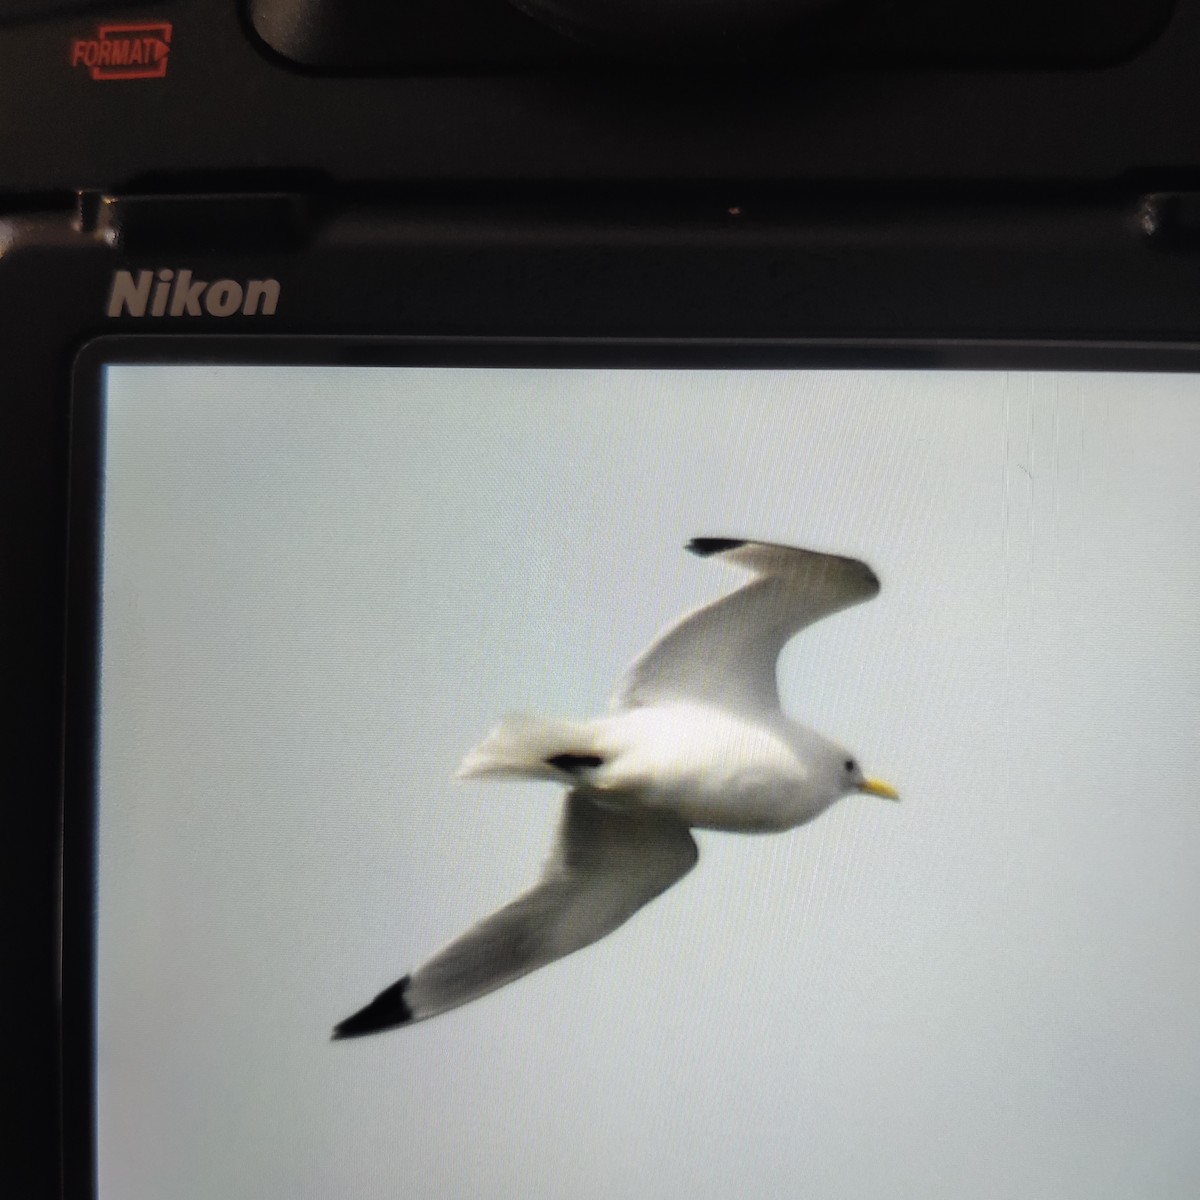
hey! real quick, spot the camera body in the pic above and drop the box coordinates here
[7,2,1200,1195]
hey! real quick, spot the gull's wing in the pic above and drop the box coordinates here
[332,792,697,1035]
[615,538,880,715]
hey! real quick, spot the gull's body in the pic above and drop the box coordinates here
[334,538,897,1038]
[484,704,847,833]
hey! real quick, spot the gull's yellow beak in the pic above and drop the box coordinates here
[858,778,900,801]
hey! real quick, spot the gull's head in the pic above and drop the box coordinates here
[797,731,899,810]
[841,755,899,802]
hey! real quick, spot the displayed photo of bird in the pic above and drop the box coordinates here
[334,537,898,1038]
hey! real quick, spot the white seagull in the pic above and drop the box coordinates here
[333,537,897,1037]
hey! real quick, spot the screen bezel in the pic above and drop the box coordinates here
[62,331,1200,1199]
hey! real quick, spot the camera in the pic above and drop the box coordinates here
[7,3,1200,1197]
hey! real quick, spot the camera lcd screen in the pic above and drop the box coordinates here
[84,360,1200,1198]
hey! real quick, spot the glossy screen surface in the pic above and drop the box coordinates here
[94,364,1200,1199]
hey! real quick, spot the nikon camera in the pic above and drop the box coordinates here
[6,2,1200,1197]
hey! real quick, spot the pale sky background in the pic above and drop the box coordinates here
[96,364,1200,1200]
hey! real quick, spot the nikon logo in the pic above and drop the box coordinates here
[107,269,281,318]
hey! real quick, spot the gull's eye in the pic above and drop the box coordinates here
[844,758,857,773]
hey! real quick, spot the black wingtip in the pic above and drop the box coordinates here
[545,752,605,773]
[332,975,413,1040]
[687,537,747,558]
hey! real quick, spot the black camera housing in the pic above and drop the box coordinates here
[7,2,1200,1196]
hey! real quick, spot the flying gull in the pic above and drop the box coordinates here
[333,537,898,1037]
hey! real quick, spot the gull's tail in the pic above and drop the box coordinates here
[456,713,605,783]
